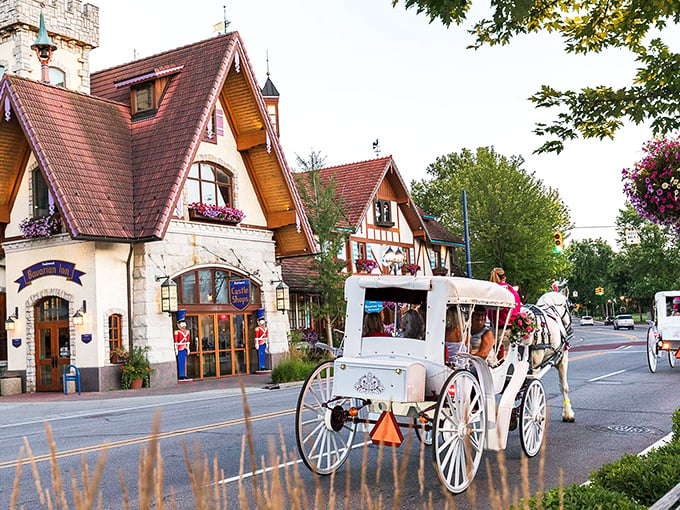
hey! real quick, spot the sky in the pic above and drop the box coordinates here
[89,0,654,249]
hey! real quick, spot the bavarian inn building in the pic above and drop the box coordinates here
[0,1,314,393]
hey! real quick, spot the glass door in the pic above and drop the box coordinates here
[35,297,70,392]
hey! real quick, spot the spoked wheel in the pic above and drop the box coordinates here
[669,349,676,368]
[432,370,486,494]
[519,379,546,457]
[295,361,357,475]
[647,328,658,374]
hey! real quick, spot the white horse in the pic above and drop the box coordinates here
[522,291,575,423]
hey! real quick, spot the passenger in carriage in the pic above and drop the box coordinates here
[397,309,425,339]
[363,312,391,337]
[444,306,465,362]
[470,307,497,363]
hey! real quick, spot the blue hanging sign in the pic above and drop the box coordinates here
[81,334,92,344]
[15,260,85,291]
[229,279,251,310]
[364,301,384,313]
[11,338,21,348]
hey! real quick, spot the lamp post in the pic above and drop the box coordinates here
[159,277,178,313]
[275,281,289,312]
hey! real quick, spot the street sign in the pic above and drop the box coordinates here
[625,228,640,245]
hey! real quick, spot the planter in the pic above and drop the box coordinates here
[433,267,448,276]
[130,378,143,389]
[110,354,127,364]
[188,209,241,225]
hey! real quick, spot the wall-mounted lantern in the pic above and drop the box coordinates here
[72,300,86,326]
[274,281,289,312]
[5,307,18,331]
[159,276,178,313]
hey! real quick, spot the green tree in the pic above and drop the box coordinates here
[294,151,349,344]
[610,203,680,316]
[411,146,571,301]
[393,0,680,153]
[565,239,615,317]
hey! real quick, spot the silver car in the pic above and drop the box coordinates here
[614,314,635,330]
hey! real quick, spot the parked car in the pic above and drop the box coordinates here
[614,314,635,330]
[580,315,594,326]
[604,316,615,325]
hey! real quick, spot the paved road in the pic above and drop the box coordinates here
[1,324,678,508]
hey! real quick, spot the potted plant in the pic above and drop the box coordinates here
[120,345,153,389]
[110,346,129,364]
[401,263,420,275]
[188,202,245,225]
[355,258,378,273]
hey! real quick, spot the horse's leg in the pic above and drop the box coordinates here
[556,350,575,422]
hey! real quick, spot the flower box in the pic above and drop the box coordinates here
[432,267,448,276]
[401,263,420,275]
[19,214,61,238]
[188,202,244,225]
[355,258,378,273]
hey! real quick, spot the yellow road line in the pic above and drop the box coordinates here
[0,407,296,470]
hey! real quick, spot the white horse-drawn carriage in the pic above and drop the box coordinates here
[295,275,574,493]
[647,291,680,373]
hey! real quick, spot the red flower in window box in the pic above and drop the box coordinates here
[401,263,420,275]
[188,202,244,224]
[355,258,378,273]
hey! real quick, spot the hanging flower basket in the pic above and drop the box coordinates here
[188,202,245,225]
[623,138,680,227]
[19,213,61,238]
[355,258,378,273]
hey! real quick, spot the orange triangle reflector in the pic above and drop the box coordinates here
[369,411,404,447]
[675,348,680,359]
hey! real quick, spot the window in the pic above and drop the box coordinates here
[108,314,122,353]
[49,67,65,87]
[132,83,154,113]
[357,242,367,260]
[205,109,217,141]
[374,199,394,227]
[32,168,54,217]
[177,269,260,307]
[187,162,233,208]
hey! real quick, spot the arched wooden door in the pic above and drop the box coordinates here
[34,297,70,392]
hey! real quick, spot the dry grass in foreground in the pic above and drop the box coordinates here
[8,385,553,509]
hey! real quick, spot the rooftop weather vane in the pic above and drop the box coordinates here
[372,139,381,157]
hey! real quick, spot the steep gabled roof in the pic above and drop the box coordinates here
[298,156,425,235]
[0,32,314,255]
[0,75,133,239]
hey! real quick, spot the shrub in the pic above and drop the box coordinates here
[672,407,680,441]
[590,445,680,506]
[518,482,645,509]
[271,356,319,384]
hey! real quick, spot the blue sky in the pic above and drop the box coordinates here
[91,0,653,248]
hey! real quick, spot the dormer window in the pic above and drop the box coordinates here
[114,65,185,119]
[132,83,155,114]
[374,199,394,228]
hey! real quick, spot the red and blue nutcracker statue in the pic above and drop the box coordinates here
[255,309,268,371]
[174,309,190,380]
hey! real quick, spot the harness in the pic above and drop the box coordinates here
[524,303,573,371]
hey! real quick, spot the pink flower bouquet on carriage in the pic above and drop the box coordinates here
[509,311,537,345]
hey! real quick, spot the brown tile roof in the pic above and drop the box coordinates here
[419,210,464,245]
[280,256,319,292]
[4,75,133,239]
[0,32,314,253]
[91,34,238,240]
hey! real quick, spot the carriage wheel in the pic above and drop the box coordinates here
[295,361,357,475]
[432,370,486,494]
[669,349,676,368]
[647,328,658,374]
[519,379,546,457]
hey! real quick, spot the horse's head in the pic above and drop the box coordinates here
[536,291,572,328]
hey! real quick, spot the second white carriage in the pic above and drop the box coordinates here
[647,291,680,373]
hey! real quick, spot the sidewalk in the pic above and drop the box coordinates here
[0,371,285,403]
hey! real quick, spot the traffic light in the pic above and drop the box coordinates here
[554,231,563,253]
[595,287,604,296]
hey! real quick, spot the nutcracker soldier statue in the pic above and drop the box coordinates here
[255,309,268,371]
[174,310,190,380]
